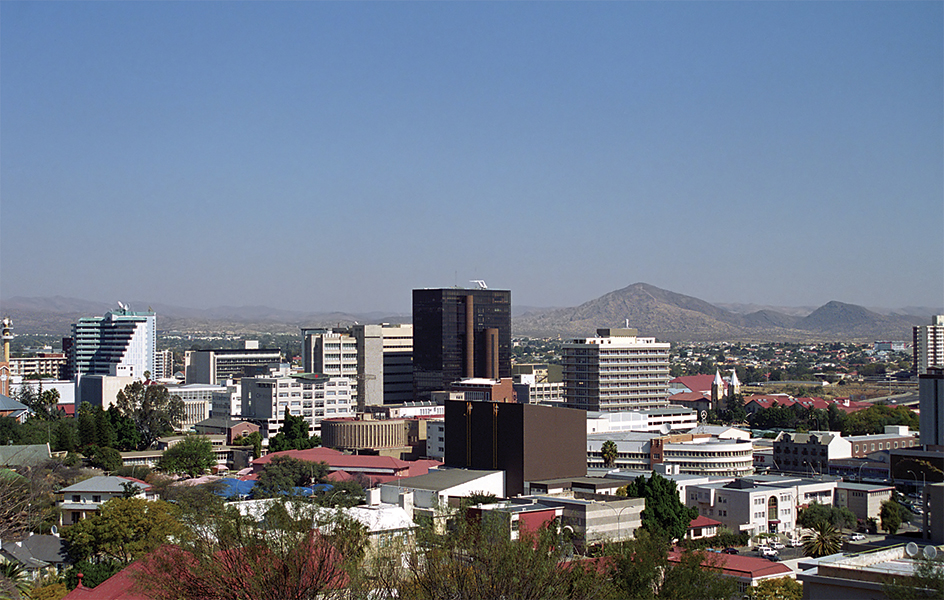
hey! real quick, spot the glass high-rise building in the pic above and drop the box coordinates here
[69,307,156,380]
[412,287,511,400]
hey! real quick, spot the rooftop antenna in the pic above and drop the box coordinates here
[470,280,488,290]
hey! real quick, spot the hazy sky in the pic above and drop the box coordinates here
[2,2,942,314]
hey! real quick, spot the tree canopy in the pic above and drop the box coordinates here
[622,473,697,541]
[255,456,329,498]
[268,411,320,453]
[797,502,856,531]
[600,441,618,468]
[115,382,185,450]
[63,497,186,564]
[159,436,216,477]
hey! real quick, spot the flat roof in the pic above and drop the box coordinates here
[387,468,502,492]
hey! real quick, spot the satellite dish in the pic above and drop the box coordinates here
[905,542,919,557]
[924,546,938,560]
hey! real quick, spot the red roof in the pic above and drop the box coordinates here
[669,375,720,395]
[744,395,870,414]
[252,447,442,477]
[62,561,151,600]
[689,515,722,529]
[667,548,792,580]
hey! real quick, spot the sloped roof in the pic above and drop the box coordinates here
[61,560,151,600]
[1,534,68,568]
[0,444,52,467]
[667,548,792,580]
[669,375,719,394]
[58,476,150,494]
[689,515,722,529]
[0,393,28,411]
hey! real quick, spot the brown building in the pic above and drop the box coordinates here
[321,415,430,460]
[444,399,586,497]
[449,377,517,403]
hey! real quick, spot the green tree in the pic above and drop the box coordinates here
[63,559,124,591]
[623,473,698,541]
[255,456,329,498]
[400,510,611,600]
[107,406,142,451]
[748,576,803,600]
[600,440,618,468]
[62,497,186,564]
[115,382,185,450]
[95,407,117,449]
[659,549,737,600]
[314,479,365,508]
[0,559,31,599]
[608,529,669,599]
[85,445,123,472]
[802,521,842,558]
[158,436,215,477]
[880,499,906,535]
[232,431,263,458]
[268,411,318,453]
[77,402,98,449]
[797,502,856,532]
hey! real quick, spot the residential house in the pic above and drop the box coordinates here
[57,476,154,525]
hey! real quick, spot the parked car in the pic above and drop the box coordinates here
[769,541,785,550]
[723,547,739,555]
[788,538,802,547]
[760,547,779,557]
[765,554,782,562]
[849,533,866,541]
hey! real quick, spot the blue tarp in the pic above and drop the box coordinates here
[214,478,334,499]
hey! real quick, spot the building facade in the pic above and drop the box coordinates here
[241,369,353,438]
[165,383,224,429]
[9,354,68,379]
[563,328,670,412]
[913,315,944,375]
[153,349,174,379]
[412,287,511,400]
[185,345,282,385]
[587,431,754,477]
[919,367,943,446]
[69,307,156,380]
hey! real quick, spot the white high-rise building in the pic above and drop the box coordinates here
[563,328,670,411]
[70,306,156,381]
[914,315,944,375]
[153,349,174,379]
[241,367,353,438]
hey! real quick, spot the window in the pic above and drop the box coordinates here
[72,495,80,502]
[93,495,101,503]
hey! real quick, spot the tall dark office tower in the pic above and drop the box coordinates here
[413,287,511,399]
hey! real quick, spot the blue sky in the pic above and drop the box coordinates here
[2,2,941,314]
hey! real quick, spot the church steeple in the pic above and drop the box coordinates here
[729,368,741,397]
[711,369,725,411]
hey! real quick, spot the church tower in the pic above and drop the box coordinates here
[711,369,726,411]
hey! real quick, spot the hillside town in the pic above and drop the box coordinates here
[0,292,942,600]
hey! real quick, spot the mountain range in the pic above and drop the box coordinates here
[512,283,930,341]
[0,283,935,342]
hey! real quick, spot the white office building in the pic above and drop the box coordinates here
[241,367,353,438]
[165,383,224,429]
[913,315,944,375]
[70,306,156,381]
[564,328,670,411]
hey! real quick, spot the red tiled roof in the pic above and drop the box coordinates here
[689,515,722,529]
[669,375,720,394]
[62,561,151,600]
[667,548,792,580]
[252,447,442,477]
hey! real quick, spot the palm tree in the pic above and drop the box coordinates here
[0,559,31,599]
[802,521,842,558]
[601,440,618,468]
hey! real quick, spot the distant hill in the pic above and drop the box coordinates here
[512,283,926,342]
[0,288,931,342]
[0,296,409,337]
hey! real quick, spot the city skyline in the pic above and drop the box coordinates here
[2,2,942,314]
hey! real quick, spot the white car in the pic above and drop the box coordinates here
[769,541,785,550]
[760,547,780,557]
[849,533,866,541]
[788,538,803,547]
